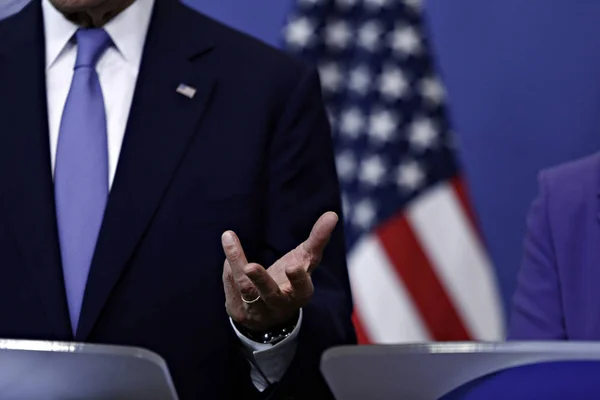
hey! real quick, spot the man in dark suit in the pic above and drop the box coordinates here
[0,0,356,398]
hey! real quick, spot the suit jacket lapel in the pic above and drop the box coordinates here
[0,1,72,339]
[76,0,216,340]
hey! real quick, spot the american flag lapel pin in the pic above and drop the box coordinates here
[176,83,197,99]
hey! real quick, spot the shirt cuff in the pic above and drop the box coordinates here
[231,309,303,392]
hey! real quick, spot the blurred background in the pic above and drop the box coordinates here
[4,0,600,343]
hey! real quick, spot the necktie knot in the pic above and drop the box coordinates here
[74,28,111,69]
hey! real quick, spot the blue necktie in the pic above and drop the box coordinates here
[55,29,111,332]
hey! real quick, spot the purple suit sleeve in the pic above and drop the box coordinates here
[507,171,566,340]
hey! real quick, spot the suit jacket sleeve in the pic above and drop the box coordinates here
[255,66,357,398]
[507,171,566,339]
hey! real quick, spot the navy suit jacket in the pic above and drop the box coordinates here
[0,0,356,398]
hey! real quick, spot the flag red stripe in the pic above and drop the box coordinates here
[375,212,472,341]
[352,308,372,344]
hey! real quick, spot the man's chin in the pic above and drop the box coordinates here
[49,0,108,14]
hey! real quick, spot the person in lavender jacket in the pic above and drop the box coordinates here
[509,152,600,339]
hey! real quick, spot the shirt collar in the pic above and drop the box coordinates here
[42,0,155,70]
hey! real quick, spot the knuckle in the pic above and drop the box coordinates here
[238,282,256,297]
[288,266,305,279]
[227,248,241,261]
[308,251,321,267]
[245,264,261,278]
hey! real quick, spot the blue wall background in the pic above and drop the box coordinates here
[4,0,600,317]
[424,1,600,315]
[187,0,290,48]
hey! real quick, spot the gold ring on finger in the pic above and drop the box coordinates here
[241,294,261,304]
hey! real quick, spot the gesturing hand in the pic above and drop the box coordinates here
[222,212,339,332]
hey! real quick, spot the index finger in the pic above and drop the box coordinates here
[222,230,250,282]
[300,211,339,259]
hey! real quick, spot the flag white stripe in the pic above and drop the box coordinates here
[348,234,431,343]
[407,183,505,340]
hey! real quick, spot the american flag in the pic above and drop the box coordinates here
[283,0,504,343]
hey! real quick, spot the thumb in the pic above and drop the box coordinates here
[301,211,339,260]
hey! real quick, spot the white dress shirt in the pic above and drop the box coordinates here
[42,0,300,391]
